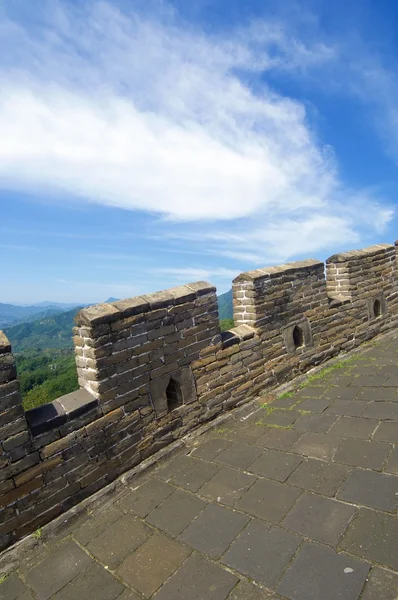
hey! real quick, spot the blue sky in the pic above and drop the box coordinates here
[1,0,398,304]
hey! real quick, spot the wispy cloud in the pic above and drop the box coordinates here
[0,0,394,277]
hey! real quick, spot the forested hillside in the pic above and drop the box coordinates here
[5,307,81,351]
[16,349,78,411]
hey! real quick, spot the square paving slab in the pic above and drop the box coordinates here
[222,519,301,588]
[277,542,370,600]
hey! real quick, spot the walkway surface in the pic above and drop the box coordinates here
[2,334,398,600]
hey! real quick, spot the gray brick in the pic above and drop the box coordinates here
[340,508,398,570]
[329,417,379,439]
[337,469,398,512]
[362,402,398,420]
[214,442,263,470]
[291,432,341,460]
[190,437,232,461]
[25,540,92,600]
[293,414,337,433]
[199,466,256,506]
[361,567,398,600]
[236,478,301,523]
[179,503,248,558]
[116,533,191,598]
[277,542,369,600]
[86,515,150,568]
[222,519,301,587]
[247,449,302,482]
[146,489,206,537]
[282,492,356,545]
[152,554,238,600]
[334,439,391,470]
[287,458,349,496]
[118,478,174,517]
[256,427,302,451]
[51,562,124,600]
[373,421,398,442]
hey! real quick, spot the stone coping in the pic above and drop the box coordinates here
[25,389,98,436]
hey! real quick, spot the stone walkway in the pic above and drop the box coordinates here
[1,335,398,600]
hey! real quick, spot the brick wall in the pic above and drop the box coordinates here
[1,242,398,550]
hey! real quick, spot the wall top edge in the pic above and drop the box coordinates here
[232,259,323,283]
[75,280,216,326]
[0,331,11,354]
[326,243,394,264]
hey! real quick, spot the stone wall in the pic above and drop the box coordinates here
[1,241,398,550]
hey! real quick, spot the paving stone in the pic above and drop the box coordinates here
[146,489,206,537]
[15,591,35,600]
[293,414,337,433]
[152,554,238,600]
[287,458,350,496]
[282,493,356,545]
[373,421,398,442]
[247,449,302,482]
[350,375,386,387]
[236,478,301,523]
[179,503,249,559]
[214,442,263,470]
[230,422,269,444]
[270,395,300,409]
[199,466,257,506]
[118,479,175,517]
[260,411,301,427]
[324,375,355,387]
[291,432,341,460]
[361,566,398,600]
[226,579,273,600]
[117,533,191,597]
[355,388,398,401]
[295,397,331,412]
[190,438,232,461]
[256,427,302,451]
[51,562,125,600]
[340,508,398,570]
[384,375,398,386]
[86,515,150,568]
[222,519,301,588]
[324,399,366,416]
[73,504,124,546]
[328,417,379,439]
[277,542,369,600]
[25,540,92,600]
[158,455,221,492]
[116,590,141,600]
[0,573,26,600]
[333,438,391,470]
[293,387,325,399]
[362,402,398,420]
[337,469,398,512]
[323,387,359,400]
[385,445,398,474]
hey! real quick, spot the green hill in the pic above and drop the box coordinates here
[4,307,82,352]
[218,289,233,320]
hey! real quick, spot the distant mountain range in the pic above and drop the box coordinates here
[0,302,81,328]
[3,291,233,353]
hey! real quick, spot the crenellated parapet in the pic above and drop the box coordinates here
[1,240,398,551]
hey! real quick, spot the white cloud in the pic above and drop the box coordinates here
[0,0,393,270]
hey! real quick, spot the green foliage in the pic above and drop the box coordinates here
[220,318,235,331]
[5,308,81,352]
[16,349,78,411]
[218,289,233,320]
